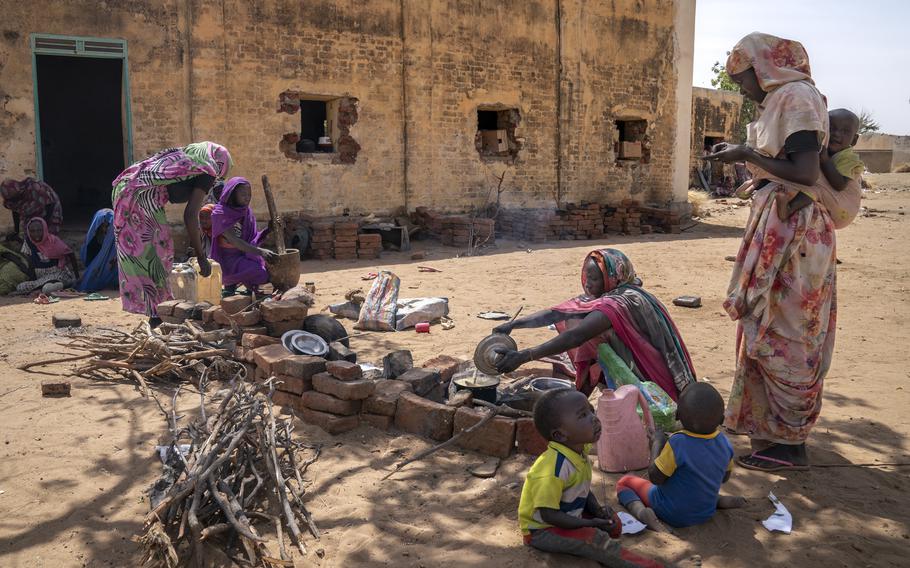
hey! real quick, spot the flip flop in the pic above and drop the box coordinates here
[33,294,60,305]
[84,292,110,301]
[737,452,809,472]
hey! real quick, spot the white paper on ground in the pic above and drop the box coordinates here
[618,511,647,535]
[156,444,191,464]
[762,492,793,534]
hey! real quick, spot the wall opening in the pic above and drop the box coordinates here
[279,92,361,164]
[35,54,125,225]
[298,100,332,153]
[615,119,650,163]
[702,135,726,185]
[475,107,521,160]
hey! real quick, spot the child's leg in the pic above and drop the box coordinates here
[615,475,670,533]
[528,527,665,568]
[717,495,746,509]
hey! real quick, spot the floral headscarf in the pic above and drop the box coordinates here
[583,248,637,296]
[725,32,814,92]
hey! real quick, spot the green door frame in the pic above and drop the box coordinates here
[30,33,133,180]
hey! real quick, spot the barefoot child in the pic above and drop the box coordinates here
[616,383,744,531]
[518,389,664,567]
[774,108,864,226]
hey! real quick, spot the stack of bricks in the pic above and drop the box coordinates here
[199,295,265,335]
[333,220,359,260]
[300,361,375,434]
[357,233,382,259]
[497,209,552,242]
[156,299,213,325]
[412,207,445,239]
[639,206,683,234]
[310,221,334,260]
[260,297,310,337]
[561,203,604,240]
[441,216,472,247]
[603,200,642,235]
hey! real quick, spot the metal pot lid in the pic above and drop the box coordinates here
[473,333,518,375]
[281,330,329,357]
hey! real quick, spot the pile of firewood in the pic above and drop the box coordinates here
[139,371,320,567]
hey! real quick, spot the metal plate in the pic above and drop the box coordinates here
[281,330,329,357]
[472,333,518,375]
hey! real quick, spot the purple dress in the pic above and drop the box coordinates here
[211,177,268,289]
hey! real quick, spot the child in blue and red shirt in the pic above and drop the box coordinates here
[616,383,745,531]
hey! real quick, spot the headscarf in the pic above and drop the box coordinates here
[25,217,72,268]
[77,209,117,291]
[551,248,696,398]
[726,32,813,92]
[112,141,233,202]
[726,33,829,165]
[210,177,264,265]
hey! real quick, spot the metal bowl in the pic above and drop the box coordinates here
[281,330,329,357]
[473,333,518,375]
[528,377,574,392]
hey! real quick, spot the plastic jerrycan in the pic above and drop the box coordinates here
[189,258,222,304]
[596,384,655,473]
[168,263,197,302]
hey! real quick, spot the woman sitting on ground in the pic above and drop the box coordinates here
[77,209,117,292]
[492,248,696,399]
[15,217,79,295]
[211,177,275,296]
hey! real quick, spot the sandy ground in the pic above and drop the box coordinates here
[1,173,909,568]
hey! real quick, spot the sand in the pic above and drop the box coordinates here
[1,173,908,567]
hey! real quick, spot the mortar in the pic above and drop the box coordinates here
[267,249,301,291]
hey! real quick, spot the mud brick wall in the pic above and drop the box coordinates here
[690,87,743,186]
[0,0,694,234]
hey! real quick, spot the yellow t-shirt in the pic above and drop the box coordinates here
[517,442,592,535]
[818,148,864,230]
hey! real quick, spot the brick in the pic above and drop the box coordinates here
[242,333,280,349]
[394,392,456,441]
[326,360,362,381]
[453,406,516,458]
[233,344,247,361]
[213,308,231,326]
[156,300,181,317]
[361,413,393,430]
[421,355,466,383]
[275,373,313,395]
[328,342,357,363]
[240,326,269,338]
[272,389,303,411]
[255,366,269,382]
[202,305,220,324]
[312,372,375,401]
[301,391,361,415]
[382,350,413,378]
[172,302,197,320]
[266,320,303,337]
[221,295,252,314]
[232,308,261,327]
[251,343,292,374]
[396,368,441,398]
[41,380,71,397]
[261,299,309,323]
[515,417,549,456]
[362,379,413,416]
[160,315,184,325]
[52,313,82,328]
[300,408,360,434]
[273,355,326,379]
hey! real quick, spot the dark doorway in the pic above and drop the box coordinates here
[36,54,124,226]
[297,100,331,153]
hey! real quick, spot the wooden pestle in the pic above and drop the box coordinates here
[261,174,286,255]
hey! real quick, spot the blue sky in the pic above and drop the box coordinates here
[693,0,910,135]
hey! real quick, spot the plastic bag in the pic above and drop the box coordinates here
[395,297,450,331]
[597,344,677,431]
[354,271,400,331]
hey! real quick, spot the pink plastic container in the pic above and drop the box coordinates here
[596,384,655,472]
[415,322,431,333]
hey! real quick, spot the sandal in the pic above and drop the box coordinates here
[737,452,809,472]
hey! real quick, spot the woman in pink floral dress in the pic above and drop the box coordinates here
[112,142,231,323]
[706,33,836,472]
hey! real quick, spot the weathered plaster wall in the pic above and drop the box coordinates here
[856,133,910,171]
[689,86,742,185]
[1,0,695,226]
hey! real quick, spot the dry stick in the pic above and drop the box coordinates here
[383,405,502,480]
[472,398,533,418]
[130,369,151,398]
[19,352,92,371]
[264,410,307,555]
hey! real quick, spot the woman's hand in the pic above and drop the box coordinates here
[197,256,212,277]
[706,143,751,163]
[492,347,532,373]
[492,322,514,335]
[259,248,278,262]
